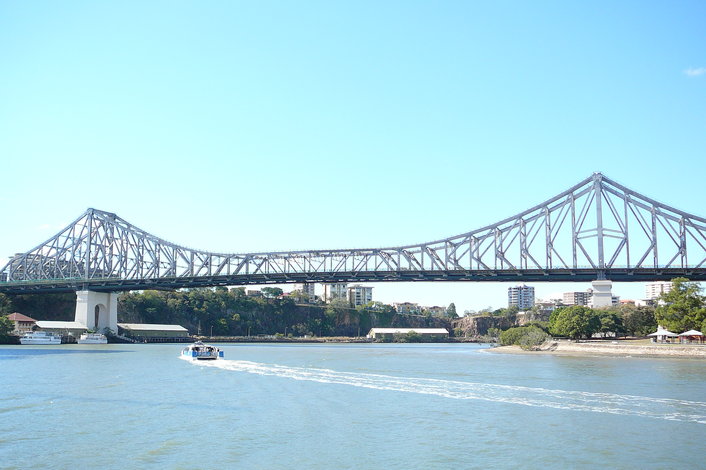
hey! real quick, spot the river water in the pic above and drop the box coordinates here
[1,343,704,469]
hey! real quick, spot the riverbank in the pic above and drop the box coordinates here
[488,340,706,358]
[193,336,480,344]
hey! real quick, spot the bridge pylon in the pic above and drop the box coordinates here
[74,291,118,332]
[590,280,613,308]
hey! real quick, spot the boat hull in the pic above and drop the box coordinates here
[20,338,61,345]
[78,334,108,344]
[19,332,62,345]
[181,350,224,360]
[181,342,224,360]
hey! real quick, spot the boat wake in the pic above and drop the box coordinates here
[195,359,706,424]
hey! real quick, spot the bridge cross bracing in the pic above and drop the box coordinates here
[1,172,706,294]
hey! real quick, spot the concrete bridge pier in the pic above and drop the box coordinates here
[74,290,119,332]
[590,280,613,308]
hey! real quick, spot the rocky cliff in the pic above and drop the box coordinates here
[452,315,515,337]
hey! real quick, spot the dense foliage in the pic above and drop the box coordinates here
[549,306,601,340]
[117,288,447,337]
[499,326,549,350]
[4,292,76,320]
[1,288,450,338]
[0,315,14,341]
[0,294,12,315]
[655,278,706,332]
[392,330,424,343]
[619,305,657,336]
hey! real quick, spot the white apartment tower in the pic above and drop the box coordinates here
[563,291,592,306]
[296,283,316,303]
[645,281,673,300]
[508,284,535,310]
[347,285,373,307]
[323,283,348,302]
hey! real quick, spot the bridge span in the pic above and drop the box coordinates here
[1,172,706,295]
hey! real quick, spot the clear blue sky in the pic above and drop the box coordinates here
[1,1,705,312]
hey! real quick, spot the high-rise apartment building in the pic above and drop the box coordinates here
[296,283,316,303]
[508,284,535,310]
[323,283,348,302]
[347,285,373,307]
[645,281,673,300]
[562,291,592,306]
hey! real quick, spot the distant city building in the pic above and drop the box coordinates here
[534,299,561,315]
[295,283,316,303]
[562,291,592,306]
[645,281,673,300]
[394,302,420,314]
[323,283,348,302]
[422,306,447,316]
[508,284,535,309]
[246,289,263,298]
[347,285,373,307]
[535,299,562,309]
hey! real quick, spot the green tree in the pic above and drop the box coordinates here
[655,278,706,332]
[0,315,14,341]
[261,287,283,299]
[499,326,549,350]
[446,303,458,318]
[499,327,525,346]
[405,330,423,342]
[549,306,600,340]
[621,306,657,336]
[491,306,518,317]
[0,294,12,315]
[517,327,550,350]
[596,310,626,337]
[288,289,311,304]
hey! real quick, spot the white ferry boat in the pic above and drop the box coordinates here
[77,333,108,344]
[181,341,223,360]
[19,331,62,345]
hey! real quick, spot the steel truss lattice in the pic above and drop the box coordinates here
[2,173,706,293]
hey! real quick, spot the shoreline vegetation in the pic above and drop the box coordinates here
[197,336,706,359]
[487,339,706,358]
[2,277,705,357]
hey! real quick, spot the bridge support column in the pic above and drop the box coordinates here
[590,280,613,308]
[75,291,119,332]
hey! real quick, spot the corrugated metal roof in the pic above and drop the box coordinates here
[118,323,188,332]
[36,321,87,329]
[368,328,448,334]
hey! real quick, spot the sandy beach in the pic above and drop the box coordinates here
[487,340,706,358]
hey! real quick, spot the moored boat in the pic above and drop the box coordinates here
[19,331,62,345]
[181,341,223,360]
[78,333,108,344]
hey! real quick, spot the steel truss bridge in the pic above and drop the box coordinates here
[2,173,706,294]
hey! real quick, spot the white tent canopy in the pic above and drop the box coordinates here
[647,328,678,337]
[678,330,703,336]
